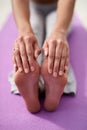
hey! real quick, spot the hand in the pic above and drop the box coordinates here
[12,31,41,73]
[42,31,69,77]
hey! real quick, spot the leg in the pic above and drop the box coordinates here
[41,11,76,111]
[14,5,45,113]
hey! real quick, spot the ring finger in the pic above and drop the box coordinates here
[19,40,30,73]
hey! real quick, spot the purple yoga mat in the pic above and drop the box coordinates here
[0,14,87,130]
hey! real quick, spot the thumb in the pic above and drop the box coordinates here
[34,42,41,58]
[42,41,48,57]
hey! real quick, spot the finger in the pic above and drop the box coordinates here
[13,41,19,72]
[34,42,41,58]
[48,40,56,74]
[14,48,23,72]
[65,53,69,75]
[19,39,30,73]
[42,41,49,56]
[12,55,18,72]
[65,59,69,75]
[24,36,35,72]
[59,45,66,76]
[53,39,63,77]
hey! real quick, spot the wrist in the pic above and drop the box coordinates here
[53,27,67,35]
[18,22,33,36]
[52,23,68,35]
[51,29,67,39]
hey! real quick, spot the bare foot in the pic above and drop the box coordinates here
[14,60,40,113]
[41,58,67,111]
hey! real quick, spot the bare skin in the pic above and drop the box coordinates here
[14,60,40,113]
[13,32,41,113]
[12,0,75,112]
[41,32,69,111]
[41,58,67,111]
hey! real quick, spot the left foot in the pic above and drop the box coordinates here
[41,58,67,111]
[14,60,40,113]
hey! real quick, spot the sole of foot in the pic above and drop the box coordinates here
[14,61,40,113]
[41,58,67,112]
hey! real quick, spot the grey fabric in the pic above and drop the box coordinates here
[8,1,77,95]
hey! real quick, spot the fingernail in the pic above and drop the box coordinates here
[45,51,47,56]
[65,66,68,71]
[25,68,29,73]
[49,69,52,74]
[19,67,22,72]
[36,53,38,58]
[14,64,16,68]
[53,72,57,77]
[59,71,63,76]
[31,66,35,72]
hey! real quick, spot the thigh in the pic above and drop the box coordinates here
[45,10,73,38]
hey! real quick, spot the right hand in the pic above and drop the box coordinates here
[12,31,41,73]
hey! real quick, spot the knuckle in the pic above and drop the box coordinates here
[18,36,22,40]
[58,39,63,45]
[49,40,53,45]
[48,55,54,62]
[15,50,19,55]
[24,62,28,68]
[60,66,64,71]
[18,64,22,67]
[25,35,35,42]
[55,56,60,60]
[62,55,66,59]
[17,36,23,43]
[50,39,56,45]
[54,65,58,72]
[21,51,26,57]
[22,58,28,66]
[49,54,54,59]
[27,51,33,57]
[29,60,33,66]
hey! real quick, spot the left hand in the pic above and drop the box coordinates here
[42,31,69,77]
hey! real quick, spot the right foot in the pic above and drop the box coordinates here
[41,58,67,111]
[14,60,40,113]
